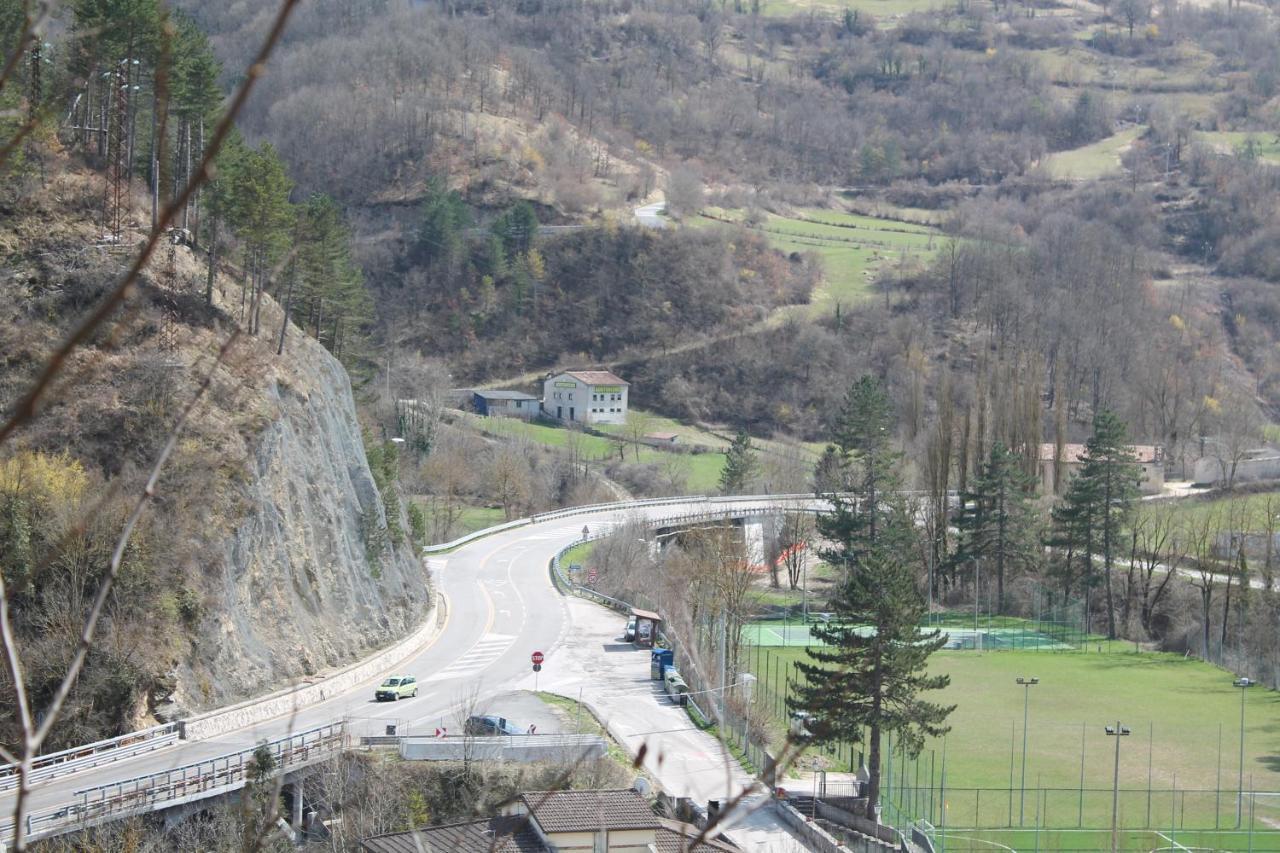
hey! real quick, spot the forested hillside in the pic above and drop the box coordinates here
[167,0,1280,464]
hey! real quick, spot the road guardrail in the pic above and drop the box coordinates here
[2,722,346,845]
[0,723,181,793]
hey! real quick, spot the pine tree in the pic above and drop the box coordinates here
[718,430,758,494]
[952,441,1039,613]
[232,142,294,335]
[822,376,909,569]
[790,545,954,820]
[416,178,470,270]
[492,200,538,259]
[812,445,846,494]
[1049,409,1141,638]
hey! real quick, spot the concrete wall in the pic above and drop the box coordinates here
[774,801,858,853]
[1040,460,1165,496]
[1194,454,1280,487]
[397,735,606,763]
[180,594,446,741]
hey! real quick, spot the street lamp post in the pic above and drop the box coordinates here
[1106,723,1131,853]
[1235,677,1254,827]
[1017,677,1039,825]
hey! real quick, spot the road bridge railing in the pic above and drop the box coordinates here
[2,722,346,846]
[0,723,181,793]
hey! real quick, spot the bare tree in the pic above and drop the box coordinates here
[1128,507,1179,637]
[776,510,815,591]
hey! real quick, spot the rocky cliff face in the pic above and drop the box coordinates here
[0,162,428,741]
[171,330,429,712]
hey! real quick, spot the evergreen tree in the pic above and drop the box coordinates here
[718,430,758,494]
[1048,409,1140,638]
[492,200,539,259]
[822,376,908,568]
[201,130,247,305]
[811,445,846,494]
[790,546,954,820]
[232,142,294,335]
[952,441,1039,613]
[416,178,471,270]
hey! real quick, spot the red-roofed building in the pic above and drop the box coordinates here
[1037,443,1165,496]
[544,370,630,426]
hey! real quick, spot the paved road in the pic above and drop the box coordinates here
[635,200,668,228]
[0,497,820,848]
[540,594,811,851]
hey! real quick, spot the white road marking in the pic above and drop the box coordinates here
[422,633,517,682]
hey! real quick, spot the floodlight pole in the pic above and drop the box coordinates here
[1236,677,1254,828]
[1106,722,1131,853]
[1017,677,1039,825]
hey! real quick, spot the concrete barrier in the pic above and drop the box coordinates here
[774,800,857,853]
[181,594,447,741]
[398,734,605,763]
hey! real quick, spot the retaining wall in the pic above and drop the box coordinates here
[181,594,447,741]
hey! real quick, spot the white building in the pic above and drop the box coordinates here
[543,370,629,426]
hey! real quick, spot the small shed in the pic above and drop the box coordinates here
[631,607,662,649]
[473,390,539,419]
[643,431,680,446]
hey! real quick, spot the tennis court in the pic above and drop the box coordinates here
[742,620,1076,651]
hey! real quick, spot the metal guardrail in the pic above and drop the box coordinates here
[424,492,874,556]
[0,723,181,793]
[1,722,346,845]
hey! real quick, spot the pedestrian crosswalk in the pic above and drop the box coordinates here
[422,633,516,682]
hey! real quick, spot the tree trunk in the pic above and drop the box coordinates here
[277,267,296,356]
[205,217,218,305]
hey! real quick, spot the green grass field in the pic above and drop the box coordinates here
[1197,131,1280,164]
[1043,126,1145,180]
[749,646,1280,836]
[1140,487,1280,534]
[697,207,939,315]
[933,826,1280,851]
[453,410,727,493]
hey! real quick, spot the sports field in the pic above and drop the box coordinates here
[741,618,1076,650]
[745,642,1280,850]
[931,826,1280,851]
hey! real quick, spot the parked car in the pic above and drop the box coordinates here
[375,675,418,701]
[624,616,637,642]
[464,715,523,736]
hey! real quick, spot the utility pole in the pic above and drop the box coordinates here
[1235,677,1254,827]
[1106,722,1131,853]
[1017,677,1039,825]
[718,612,727,724]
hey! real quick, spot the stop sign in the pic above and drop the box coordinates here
[531,650,545,665]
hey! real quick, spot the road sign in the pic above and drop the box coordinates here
[532,663,542,672]
[587,568,598,584]
[531,650,545,665]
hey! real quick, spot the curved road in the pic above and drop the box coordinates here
[1,497,815,845]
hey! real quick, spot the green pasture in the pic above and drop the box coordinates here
[454,410,726,492]
[1140,487,1280,533]
[696,207,939,315]
[1197,131,1280,164]
[1043,126,1144,180]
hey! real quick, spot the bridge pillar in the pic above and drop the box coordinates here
[289,778,304,844]
[742,517,767,570]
